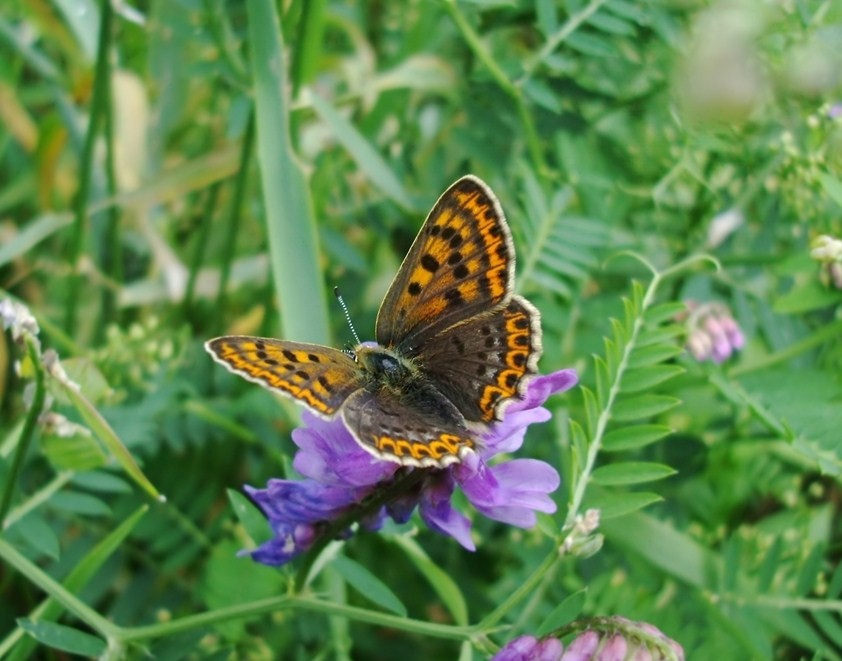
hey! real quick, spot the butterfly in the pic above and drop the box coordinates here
[206,175,542,468]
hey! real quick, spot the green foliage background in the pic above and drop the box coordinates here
[1,0,842,658]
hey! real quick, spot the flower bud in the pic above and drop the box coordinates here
[682,301,744,363]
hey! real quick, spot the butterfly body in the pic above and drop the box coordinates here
[207,176,542,468]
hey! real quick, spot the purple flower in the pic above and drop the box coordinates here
[242,369,577,565]
[492,634,564,661]
[682,300,745,364]
[494,617,684,661]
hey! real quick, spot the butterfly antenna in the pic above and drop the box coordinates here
[334,287,362,346]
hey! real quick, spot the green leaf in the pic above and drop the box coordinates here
[594,356,609,403]
[40,428,106,472]
[591,462,676,486]
[586,491,663,519]
[828,558,842,597]
[603,337,619,376]
[13,514,60,560]
[611,316,628,348]
[581,386,599,438]
[644,301,686,325]
[49,491,111,516]
[636,324,684,348]
[757,536,782,593]
[49,363,162,500]
[227,489,271,545]
[200,539,285,640]
[247,0,329,343]
[620,365,684,393]
[332,555,408,617]
[774,279,842,314]
[309,93,414,211]
[627,343,684,368]
[71,471,131,493]
[17,620,106,656]
[602,424,673,452]
[611,394,681,421]
[530,269,572,299]
[587,10,636,36]
[56,358,112,404]
[565,31,618,57]
[796,543,825,596]
[569,419,588,476]
[536,589,587,636]
[8,506,149,660]
[813,611,842,649]
[0,213,72,268]
[818,171,842,208]
[390,536,468,625]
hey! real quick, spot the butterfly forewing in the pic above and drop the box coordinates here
[375,176,516,352]
[206,336,362,418]
[419,296,542,424]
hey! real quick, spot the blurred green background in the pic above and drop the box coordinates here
[1,0,842,658]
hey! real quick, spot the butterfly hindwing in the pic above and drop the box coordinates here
[341,387,475,467]
[375,176,515,352]
[206,336,362,418]
[419,296,543,424]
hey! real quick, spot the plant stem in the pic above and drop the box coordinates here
[477,545,561,631]
[215,110,255,329]
[0,536,119,640]
[182,182,220,321]
[443,0,548,178]
[2,471,73,531]
[519,0,608,82]
[64,0,113,336]
[0,338,46,526]
[117,593,475,643]
[98,62,122,340]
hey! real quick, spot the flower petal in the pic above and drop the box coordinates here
[419,476,475,550]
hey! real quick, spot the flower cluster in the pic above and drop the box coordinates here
[811,234,842,290]
[244,370,578,566]
[682,301,745,363]
[492,616,684,661]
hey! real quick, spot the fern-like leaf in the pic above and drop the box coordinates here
[563,275,688,540]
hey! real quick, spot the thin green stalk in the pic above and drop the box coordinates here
[519,0,608,82]
[2,471,73,531]
[0,16,63,83]
[64,0,114,335]
[477,546,561,631]
[182,183,220,320]
[117,593,475,644]
[443,0,547,178]
[202,0,249,84]
[0,338,46,527]
[98,62,122,340]
[729,318,842,377]
[719,593,842,612]
[215,111,255,328]
[0,536,119,640]
[290,0,327,95]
